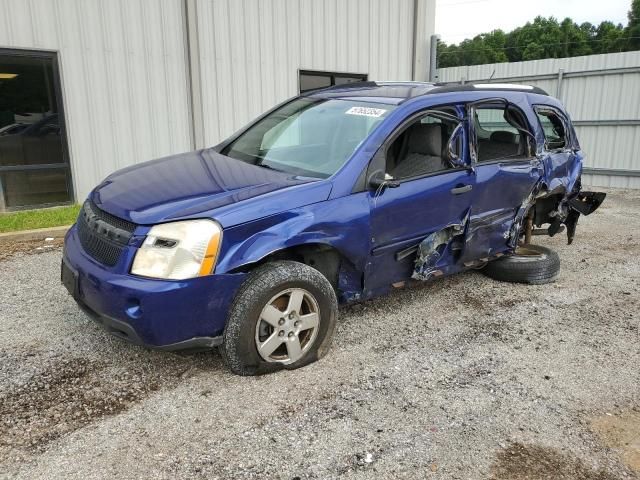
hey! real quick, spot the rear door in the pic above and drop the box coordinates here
[462,101,542,262]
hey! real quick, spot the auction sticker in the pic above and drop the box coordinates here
[345,106,387,118]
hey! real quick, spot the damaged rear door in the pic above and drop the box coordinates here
[461,98,542,263]
[364,106,474,293]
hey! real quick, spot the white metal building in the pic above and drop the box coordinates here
[0,0,436,210]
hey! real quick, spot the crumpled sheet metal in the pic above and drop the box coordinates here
[412,216,467,281]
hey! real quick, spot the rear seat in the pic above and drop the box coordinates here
[478,131,520,161]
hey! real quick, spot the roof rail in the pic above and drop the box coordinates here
[302,81,378,95]
[430,83,549,96]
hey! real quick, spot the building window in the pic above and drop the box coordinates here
[0,49,71,211]
[299,70,368,93]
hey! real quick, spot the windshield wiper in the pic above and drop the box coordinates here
[255,160,285,172]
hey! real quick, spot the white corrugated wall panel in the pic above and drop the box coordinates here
[582,173,640,189]
[576,125,640,170]
[436,51,640,188]
[196,0,420,146]
[0,0,192,202]
[436,51,640,83]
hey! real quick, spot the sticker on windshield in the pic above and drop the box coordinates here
[345,106,387,118]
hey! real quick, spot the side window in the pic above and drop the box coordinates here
[535,108,567,150]
[474,107,529,162]
[386,110,461,180]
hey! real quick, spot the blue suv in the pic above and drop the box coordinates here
[62,82,604,375]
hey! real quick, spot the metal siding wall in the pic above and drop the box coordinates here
[436,52,640,189]
[0,0,192,202]
[196,0,420,146]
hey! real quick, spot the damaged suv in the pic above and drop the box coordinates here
[62,82,604,375]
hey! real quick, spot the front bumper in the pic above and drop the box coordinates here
[62,225,247,350]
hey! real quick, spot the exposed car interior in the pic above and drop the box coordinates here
[475,106,531,162]
[535,108,567,150]
[386,111,460,179]
[477,130,521,161]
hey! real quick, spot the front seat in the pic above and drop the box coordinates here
[391,123,444,179]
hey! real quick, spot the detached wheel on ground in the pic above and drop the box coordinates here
[220,260,338,376]
[482,244,560,285]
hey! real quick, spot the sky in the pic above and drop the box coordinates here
[435,0,632,44]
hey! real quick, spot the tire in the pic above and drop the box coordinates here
[482,244,560,285]
[220,260,338,376]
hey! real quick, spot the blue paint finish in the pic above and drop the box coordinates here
[367,169,474,291]
[64,226,246,344]
[92,149,322,226]
[63,83,592,350]
[463,159,542,261]
[217,192,372,302]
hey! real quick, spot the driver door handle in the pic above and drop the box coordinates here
[451,184,473,195]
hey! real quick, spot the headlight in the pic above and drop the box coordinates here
[131,219,222,280]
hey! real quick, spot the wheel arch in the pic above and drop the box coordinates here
[225,241,363,300]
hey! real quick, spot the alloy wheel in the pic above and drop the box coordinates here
[255,288,320,364]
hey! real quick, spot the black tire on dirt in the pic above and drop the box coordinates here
[220,260,338,376]
[482,244,560,285]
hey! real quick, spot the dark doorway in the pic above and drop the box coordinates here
[0,49,72,211]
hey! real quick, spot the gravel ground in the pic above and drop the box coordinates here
[0,188,638,480]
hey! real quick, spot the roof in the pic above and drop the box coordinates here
[305,81,549,105]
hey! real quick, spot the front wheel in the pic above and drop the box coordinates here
[220,261,338,376]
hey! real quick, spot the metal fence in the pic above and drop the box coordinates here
[436,51,640,189]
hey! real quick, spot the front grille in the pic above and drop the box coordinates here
[77,200,136,266]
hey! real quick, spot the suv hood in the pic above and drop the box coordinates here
[92,149,326,226]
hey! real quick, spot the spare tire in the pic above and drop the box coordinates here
[482,245,560,285]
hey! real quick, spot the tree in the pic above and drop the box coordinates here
[522,42,545,60]
[593,21,626,53]
[627,0,640,50]
[436,2,639,68]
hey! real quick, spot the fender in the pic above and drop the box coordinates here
[215,192,372,295]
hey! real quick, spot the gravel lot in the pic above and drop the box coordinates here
[0,188,638,480]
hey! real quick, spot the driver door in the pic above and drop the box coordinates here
[364,106,475,293]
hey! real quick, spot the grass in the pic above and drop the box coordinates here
[0,204,80,233]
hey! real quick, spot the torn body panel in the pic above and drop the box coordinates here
[509,151,605,247]
[411,217,467,281]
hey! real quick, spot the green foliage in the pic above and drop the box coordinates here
[628,0,640,49]
[437,2,640,67]
[0,205,79,233]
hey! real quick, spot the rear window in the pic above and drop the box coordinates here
[535,108,568,150]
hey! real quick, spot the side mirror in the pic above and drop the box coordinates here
[445,123,467,169]
[369,170,400,190]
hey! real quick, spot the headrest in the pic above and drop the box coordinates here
[407,123,442,157]
[490,130,518,144]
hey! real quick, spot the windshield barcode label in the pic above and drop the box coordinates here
[345,106,387,118]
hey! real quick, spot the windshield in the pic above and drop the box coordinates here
[222,98,395,178]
